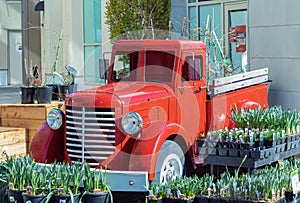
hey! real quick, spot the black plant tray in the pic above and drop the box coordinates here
[148,199,163,203]
[250,149,265,159]
[163,198,193,203]
[228,148,240,157]
[240,149,250,158]
[199,147,217,156]
[217,148,228,156]
[203,145,300,173]
[275,143,286,153]
[286,140,299,151]
[264,147,275,158]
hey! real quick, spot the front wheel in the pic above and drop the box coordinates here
[153,140,185,184]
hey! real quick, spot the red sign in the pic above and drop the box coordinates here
[229,25,246,52]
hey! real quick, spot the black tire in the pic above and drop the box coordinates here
[153,140,185,184]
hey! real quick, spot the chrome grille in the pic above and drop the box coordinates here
[65,106,116,167]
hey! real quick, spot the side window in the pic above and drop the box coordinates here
[112,51,138,81]
[182,56,202,81]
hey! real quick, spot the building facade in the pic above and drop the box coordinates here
[248,0,300,109]
[2,0,299,110]
[0,0,22,85]
[40,0,186,90]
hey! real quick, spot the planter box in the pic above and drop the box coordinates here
[0,104,58,152]
[0,127,26,161]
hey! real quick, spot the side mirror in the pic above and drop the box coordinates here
[99,59,109,79]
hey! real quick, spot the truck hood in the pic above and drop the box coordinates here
[65,82,173,108]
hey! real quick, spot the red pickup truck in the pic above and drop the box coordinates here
[30,40,268,188]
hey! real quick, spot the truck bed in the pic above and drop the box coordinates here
[206,82,269,131]
[209,68,269,97]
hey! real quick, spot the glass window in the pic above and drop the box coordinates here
[182,56,203,81]
[83,0,101,43]
[229,10,247,70]
[84,46,101,82]
[199,4,222,81]
[111,52,138,81]
[188,6,197,39]
[145,51,175,82]
[83,0,102,82]
[188,0,196,2]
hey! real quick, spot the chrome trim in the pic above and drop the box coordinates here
[66,106,116,167]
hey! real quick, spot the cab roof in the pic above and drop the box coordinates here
[113,40,206,51]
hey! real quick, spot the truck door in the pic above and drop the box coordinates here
[176,53,207,139]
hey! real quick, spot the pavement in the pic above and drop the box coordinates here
[0,86,22,104]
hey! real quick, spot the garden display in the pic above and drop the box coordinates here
[0,154,112,203]
[200,105,300,159]
[147,158,300,203]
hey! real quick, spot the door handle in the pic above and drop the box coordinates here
[193,86,207,94]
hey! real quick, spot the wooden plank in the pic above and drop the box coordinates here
[1,118,44,131]
[28,130,37,144]
[213,68,268,86]
[0,127,26,145]
[0,142,26,161]
[212,75,268,96]
[1,104,58,120]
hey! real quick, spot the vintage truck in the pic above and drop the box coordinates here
[30,40,269,190]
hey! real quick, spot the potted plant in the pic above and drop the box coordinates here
[0,154,38,203]
[50,65,77,101]
[147,182,163,203]
[20,60,35,104]
[81,163,112,203]
[48,163,82,203]
[22,164,51,203]
[6,155,34,203]
[194,174,214,203]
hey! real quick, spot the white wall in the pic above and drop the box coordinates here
[0,1,22,85]
[42,0,110,90]
[248,0,300,110]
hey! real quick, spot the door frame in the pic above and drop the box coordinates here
[8,30,23,85]
[224,2,247,60]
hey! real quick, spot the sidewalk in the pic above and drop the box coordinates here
[0,86,21,104]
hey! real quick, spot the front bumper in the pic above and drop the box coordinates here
[105,170,148,192]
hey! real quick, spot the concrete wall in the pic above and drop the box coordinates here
[248,0,300,110]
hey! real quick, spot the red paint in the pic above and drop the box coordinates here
[30,40,268,179]
[29,121,64,163]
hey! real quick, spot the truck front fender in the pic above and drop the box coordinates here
[29,121,64,163]
[128,122,194,180]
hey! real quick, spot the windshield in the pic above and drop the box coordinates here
[145,51,175,82]
[111,50,175,82]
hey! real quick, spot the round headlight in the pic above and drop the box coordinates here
[121,112,143,135]
[47,108,63,130]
